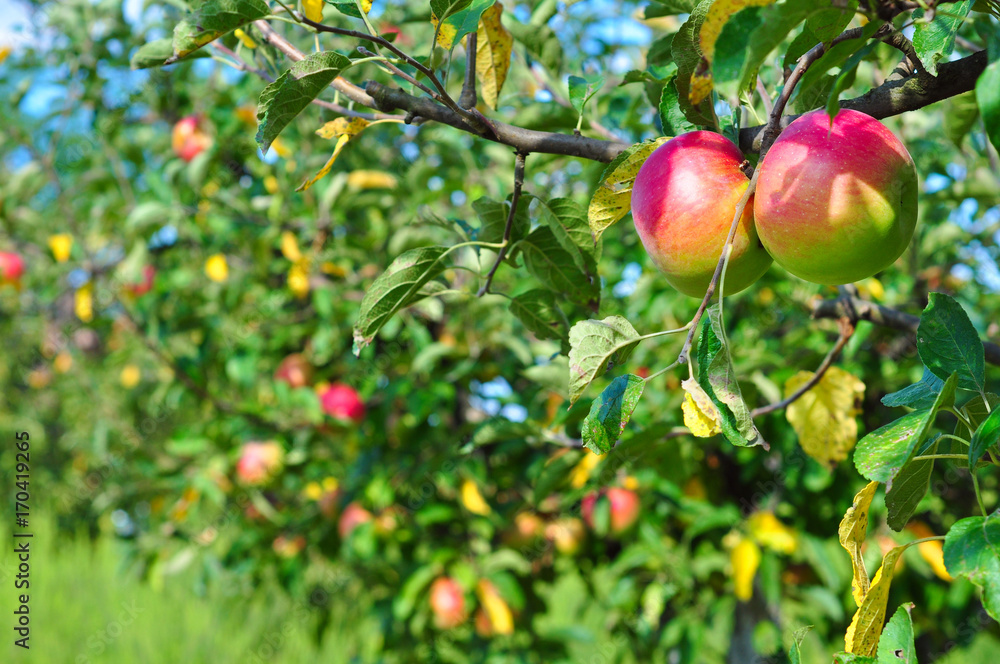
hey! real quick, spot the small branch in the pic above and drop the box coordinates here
[529,66,625,142]
[751,318,855,417]
[460,31,478,110]
[811,294,1000,366]
[357,46,436,97]
[477,152,528,297]
[755,77,773,116]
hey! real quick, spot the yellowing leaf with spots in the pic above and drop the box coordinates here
[731,536,761,601]
[431,15,459,49]
[682,378,722,437]
[297,134,349,192]
[461,479,491,515]
[477,579,514,635]
[48,234,73,262]
[75,283,93,322]
[120,365,141,388]
[588,137,669,239]
[569,450,604,489]
[785,366,865,468]
[475,3,513,110]
[690,0,776,104]
[360,0,372,12]
[234,28,256,49]
[347,170,398,190]
[281,231,302,262]
[845,546,905,657]
[302,0,324,22]
[316,117,369,139]
[205,253,229,282]
[839,481,879,606]
[748,511,797,554]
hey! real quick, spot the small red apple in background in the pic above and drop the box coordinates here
[582,487,640,534]
[275,353,312,389]
[0,251,25,283]
[338,501,372,538]
[429,577,466,629]
[631,131,772,298]
[171,114,213,162]
[235,440,285,486]
[318,382,365,423]
[754,109,918,285]
[272,534,306,558]
[125,265,156,297]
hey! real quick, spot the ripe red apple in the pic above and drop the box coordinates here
[172,115,213,162]
[338,501,372,538]
[235,440,285,486]
[0,251,25,282]
[754,109,918,284]
[582,487,640,534]
[429,577,466,629]
[631,131,772,297]
[125,265,156,297]
[275,353,312,389]
[319,383,365,423]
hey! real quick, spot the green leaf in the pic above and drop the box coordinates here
[826,40,879,120]
[796,20,883,111]
[588,137,670,239]
[659,77,699,136]
[806,1,858,41]
[130,38,189,69]
[789,626,812,664]
[329,2,364,19]
[885,436,939,531]
[876,604,916,664]
[171,0,270,63]
[913,1,974,76]
[352,247,450,355]
[256,51,353,153]
[508,289,569,344]
[855,373,957,485]
[581,374,644,454]
[531,449,581,504]
[945,91,982,147]
[392,564,439,621]
[436,0,495,48]
[671,0,716,127]
[471,195,529,246]
[430,0,473,21]
[533,196,600,277]
[970,406,1000,466]
[696,306,765,448]
[882,368,946,409]
[943,512,1000,621]
[567,316,641,405]
[957,393,1000,439]
[833,654,877,664]
[519,227,598,305]
[568,74,604,115]
[917,292,986,393]
[645,0,697,17]
[977,56,1000,153]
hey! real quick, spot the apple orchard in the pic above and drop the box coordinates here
[3,0,1000,662]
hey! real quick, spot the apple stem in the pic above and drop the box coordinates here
[477,152,528,297]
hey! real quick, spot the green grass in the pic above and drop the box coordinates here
[1,516,380,664]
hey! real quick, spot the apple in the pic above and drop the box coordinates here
[318,382,365,423]
[754,109,918,284]
[125,265,156,297]
[171,114,213,162]
[582,487,640,534]
[275,353,312,389]
[338,501,372,538]
[235,440,285,486]
[429,577,466,629]
[0,251,25,283]
[631,131,772,297]
[272,534,306,558]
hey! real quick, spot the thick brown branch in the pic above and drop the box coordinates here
[811,295,1000,366]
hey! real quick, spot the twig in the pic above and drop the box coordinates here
[477,152,528,297]
[755,77,773,116]
[529,66,624,142]
[460,31,478,110]
[357,46,436,97]
[751,318,855,417]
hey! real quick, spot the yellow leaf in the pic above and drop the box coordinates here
[304,481,323,500]
[569,450,604,489]
[302,0,324,22]
[476,580,514,635]
[690,0,776,104]
[588,137,670,238]
[845,546,905,657]
[731,536,761,601]
[264,175,279,194]
[748,511,797,554]
[120,365,141,388]
[0,45,11,65]
[281,231,302,262]
[205,254,229,282]
[54,351,73,374]
[430,15,458,49]
[75,283,93,322]
[475,2,513,109]
[316,117,369,139]
[48,234,73,263]
[461,479,491,516]
[297,134,349,192]
[681,378,722,438]
[785,366,865,467]
[270,137,292,159]
[347,170,398,190]
[288,261,310,299]
[360,0,372,12]
[838,481,879,607]
[234,28,257,49]
[907,521,952,581]
[236,105,257,126]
